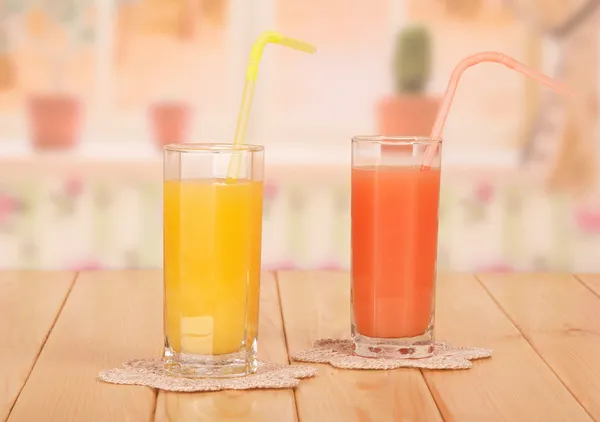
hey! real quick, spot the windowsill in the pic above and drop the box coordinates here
[0,140,521,168]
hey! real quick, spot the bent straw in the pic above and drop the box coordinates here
[421,51,571,170]
[227,31,316,181]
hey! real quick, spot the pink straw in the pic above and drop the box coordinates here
[421,51,572,170]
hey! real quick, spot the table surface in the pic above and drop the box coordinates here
[2,271,600,422]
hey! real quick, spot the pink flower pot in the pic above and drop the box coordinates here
[149,102,191,150]
[28,95,82,151]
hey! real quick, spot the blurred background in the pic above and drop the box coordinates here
[0,0,598,272]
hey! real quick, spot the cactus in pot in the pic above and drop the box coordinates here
[26,0,95,151]
[0,0,29,92]
[377,24,439,137]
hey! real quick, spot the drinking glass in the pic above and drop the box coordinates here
[163,143,264,377]
[351,136,442,358]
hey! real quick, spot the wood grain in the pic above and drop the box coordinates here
[576,273,600,298]
[278,271,443,422]
[479,273,600,420]
[8,270,600,422]
[0,271,75,422]
[154,272,298,422]
[424,274,592,421]
[7,270,163,422]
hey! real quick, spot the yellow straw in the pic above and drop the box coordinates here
[227,31,316,180]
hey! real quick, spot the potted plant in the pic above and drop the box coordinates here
[26,0,95,151]
[0,0,28,93]
[140,0,195,150]
[377,24,440,137]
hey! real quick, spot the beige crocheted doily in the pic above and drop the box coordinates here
[98,359,316,392]
[291,339,492,370]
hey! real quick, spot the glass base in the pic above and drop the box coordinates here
[351,326,434,359]
[163,339,257,378]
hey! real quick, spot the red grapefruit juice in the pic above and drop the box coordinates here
[351,165,441,339]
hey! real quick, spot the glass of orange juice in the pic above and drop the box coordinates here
[163,143,264,377]
[351,136,442,358]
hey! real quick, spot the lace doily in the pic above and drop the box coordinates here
[98,359,316,392]
[291,339,492,370]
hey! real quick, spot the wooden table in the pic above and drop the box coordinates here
[2,271,600,421]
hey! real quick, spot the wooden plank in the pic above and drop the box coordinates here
[278,271,443,422]
[423,274,592,421]
[479,273,600,420]
[154,272,298,422]
[8,270,163,422]
[0,271,75,422]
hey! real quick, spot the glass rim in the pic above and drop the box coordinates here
[352,136,441,145]
[164,143,264,153]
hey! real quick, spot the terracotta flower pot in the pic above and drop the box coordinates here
[149,102,191,149]
[28,95,82,151]
[377,95,440,137]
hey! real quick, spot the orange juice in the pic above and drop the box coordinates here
[352,166,440,339]
[163,179,263,355]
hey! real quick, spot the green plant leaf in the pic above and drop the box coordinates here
[393,24,432,94]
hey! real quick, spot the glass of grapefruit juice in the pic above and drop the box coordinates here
[351,136,441,358]
[163,143,264,377]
